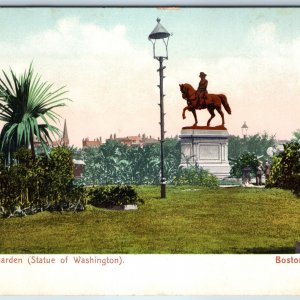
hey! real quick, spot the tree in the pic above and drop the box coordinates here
[81,138,182,185]
[0,63,68,163]
[230,152,260,178]
[268,141,300,194]
[228,133,276,161]
[0,146,85,217]
[292,129,300,142]
[164,137,181,177]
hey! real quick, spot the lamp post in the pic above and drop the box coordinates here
[241,121,248,139]
[148,18,171,199]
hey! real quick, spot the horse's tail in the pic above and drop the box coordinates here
[220,94,231,115]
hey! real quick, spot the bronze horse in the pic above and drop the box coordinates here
[179,83,231,127]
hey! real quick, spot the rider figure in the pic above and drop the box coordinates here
[197,72,208,107]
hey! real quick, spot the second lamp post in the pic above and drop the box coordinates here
[241,121,248,139]
[148,18,171,199]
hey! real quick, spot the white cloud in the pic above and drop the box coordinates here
[250,22,277,48]
[0,17,160,147]
[0,19,299,147]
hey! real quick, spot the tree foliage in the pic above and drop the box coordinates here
[81,138,181,185]
[80,138,217,186]
[0,147,85,218]
[292,129,300,142]
[88,185,144,208]
[0,63,69,162]
[268,141,300,195]
[172,165,218,187]
[228,133,276,161]
[230,152,260,178]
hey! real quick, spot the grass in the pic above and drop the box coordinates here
[0,185,300,254]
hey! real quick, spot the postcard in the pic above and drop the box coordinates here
[0,4,299,296]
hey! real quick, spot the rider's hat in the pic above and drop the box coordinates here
[199,72,207,77]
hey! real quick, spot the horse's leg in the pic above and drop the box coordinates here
[182,105,194,119]
[191,109,198,126]
[207,107,215,127]
[216,107,225,125]
[182,106,189,119]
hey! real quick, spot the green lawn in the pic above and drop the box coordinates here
[1,186,300,254]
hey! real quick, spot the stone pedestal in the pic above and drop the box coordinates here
[179,128,231,179]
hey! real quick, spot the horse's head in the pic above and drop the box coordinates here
[179,84,188,100]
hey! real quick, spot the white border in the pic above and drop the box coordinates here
[0,0,299,6]
[0,3,299,297]
[1,254,300,295]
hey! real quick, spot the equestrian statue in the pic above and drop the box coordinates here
[179,72,231,129]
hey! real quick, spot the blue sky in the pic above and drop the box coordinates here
[0,7,299,146]
[2,8,300,48]
[3,8,300,56]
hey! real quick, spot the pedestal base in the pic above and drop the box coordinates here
[179,128,231,179]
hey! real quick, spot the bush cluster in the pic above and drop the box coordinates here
[88,185,144,208]
[0,147,86,218]
[81,139,220,187]
[268,142,300,195]
[81,139,181,185]
[230,152,260,178]
[172,165,219,187]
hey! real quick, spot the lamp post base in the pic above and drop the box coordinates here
[161,183,166,198]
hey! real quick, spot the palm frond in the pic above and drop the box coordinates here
[0,64,69,162]
[2,70,15,92]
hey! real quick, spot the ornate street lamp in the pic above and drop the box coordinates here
[241,121,248,139]
[148,18,171,199]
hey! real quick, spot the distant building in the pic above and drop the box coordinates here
[73,159,85,178]
[82,137,102,148]
[142,135,160,146]
[32,136,42,148]
[106,133,160,147]
[115,136,141,146]
[276,139,289,146]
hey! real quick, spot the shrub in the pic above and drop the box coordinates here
[172,165,218,187]
[47,181,86,212]
[0,147,86,218]
[230,152,260,178]
[268,142,300,195]
[81,138,181,185]
[88,185,144,208]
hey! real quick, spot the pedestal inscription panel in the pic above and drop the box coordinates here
[199,144,220,160]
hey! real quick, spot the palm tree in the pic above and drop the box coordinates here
[0,63,69,163]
